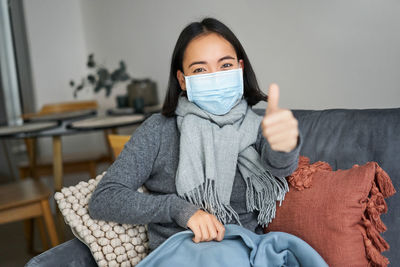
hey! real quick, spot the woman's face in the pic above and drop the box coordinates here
[177,32,244,91]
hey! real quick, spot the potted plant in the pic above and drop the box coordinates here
[70,54,131,107]
[70,54,159,112]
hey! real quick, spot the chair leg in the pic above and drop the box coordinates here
[24,137,39,180]
[40,199,60,247]
[19,167,29,180]
[23,218,34,253]
[89,161,96,178]
[37,217,49,251]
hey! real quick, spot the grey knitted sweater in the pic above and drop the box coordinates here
[88,112,302,252]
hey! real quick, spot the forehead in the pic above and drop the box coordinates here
[183,32,237,64]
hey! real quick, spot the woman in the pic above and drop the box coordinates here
[88,17,301,254]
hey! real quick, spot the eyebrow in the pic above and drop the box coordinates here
[188,55,236,68]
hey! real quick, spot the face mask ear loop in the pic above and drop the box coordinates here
[183,74,195,101]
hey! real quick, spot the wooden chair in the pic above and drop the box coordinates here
[107,134,131,159]
[36,100,98,115]
[19,100,113,180]
[0,179,60,253]
[22,100,98,118]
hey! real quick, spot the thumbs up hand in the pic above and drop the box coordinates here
[261,83,299,153]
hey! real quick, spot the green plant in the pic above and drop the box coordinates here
[70,54,131,98]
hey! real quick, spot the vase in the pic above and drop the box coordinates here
[127,79,158,108]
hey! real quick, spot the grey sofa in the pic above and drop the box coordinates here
[26,107,400,266]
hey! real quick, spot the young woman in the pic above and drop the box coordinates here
[88,17,301,254]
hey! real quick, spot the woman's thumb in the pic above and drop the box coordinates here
[266,83,280,113]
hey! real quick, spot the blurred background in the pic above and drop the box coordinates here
[0,0,399,266]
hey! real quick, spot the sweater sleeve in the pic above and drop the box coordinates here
[255,123,303,178]
[88,114,200,229]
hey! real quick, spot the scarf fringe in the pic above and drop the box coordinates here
[245,169,289,228]
[182,178,242,226]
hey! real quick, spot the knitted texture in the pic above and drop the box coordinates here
[87,113,302,251]
[175,96,289,228]
[54,172,149,267]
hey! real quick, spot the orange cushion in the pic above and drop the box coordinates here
[264,156,396,267]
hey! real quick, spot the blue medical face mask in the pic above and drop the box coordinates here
[184,68,244,115]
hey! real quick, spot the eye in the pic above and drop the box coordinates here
[222,63,233,68]
[193,67,206,73]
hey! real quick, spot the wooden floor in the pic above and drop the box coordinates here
[0,165,108,267]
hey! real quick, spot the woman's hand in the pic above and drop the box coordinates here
[262,83,299,153]
[187,209,225,243]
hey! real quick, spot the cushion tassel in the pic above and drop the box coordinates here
[361,214,389,252]
[287,156,332,191]
[366,183,388,233]
[374,162,396,198]
[357,161,397,267]
[359,227,389,267]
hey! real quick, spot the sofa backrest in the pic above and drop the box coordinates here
[254,107,400,263]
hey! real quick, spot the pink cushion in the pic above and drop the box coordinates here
[264,156,396,267]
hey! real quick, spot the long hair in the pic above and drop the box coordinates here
[162,17,267,117]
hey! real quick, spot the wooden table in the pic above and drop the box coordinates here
[0,122,60,181]
[0,121,59,137]
[0,112,147,241]
[15,114,146,192]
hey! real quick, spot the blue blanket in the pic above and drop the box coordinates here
[137,224,328,267]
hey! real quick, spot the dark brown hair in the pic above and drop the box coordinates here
[161,17,267,117]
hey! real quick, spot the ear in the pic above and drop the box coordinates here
[239,59,244,70]
[177,70,186,91]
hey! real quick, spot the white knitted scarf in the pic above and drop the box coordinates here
[175,95,289,227]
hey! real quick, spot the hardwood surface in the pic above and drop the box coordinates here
[0,179,49,211]
[0,179,60,248]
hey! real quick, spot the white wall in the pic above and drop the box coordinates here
[23,0,400,160]
[23,0,106,159]
[24,0,91,108]
[79,0,400,110]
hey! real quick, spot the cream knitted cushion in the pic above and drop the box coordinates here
[54,172,149,267]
